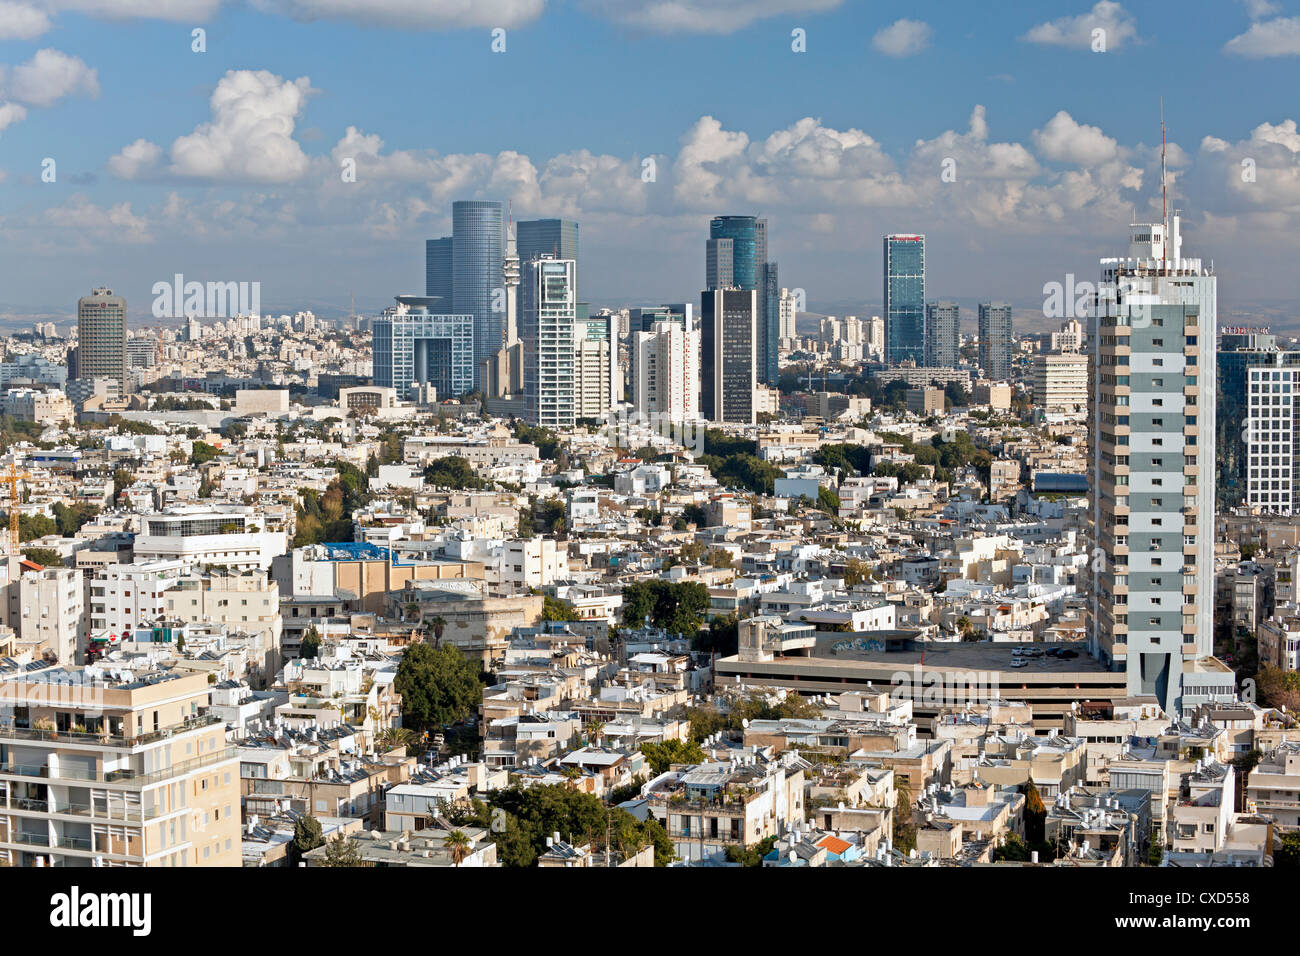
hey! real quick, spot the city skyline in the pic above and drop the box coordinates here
[1,2,1299,323]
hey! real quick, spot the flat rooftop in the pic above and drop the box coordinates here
[808,636,1110,675]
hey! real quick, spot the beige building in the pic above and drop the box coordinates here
[905,386,944,416]
[4,387,74,425]
[0,666,240,866]
[1032,351,1088,414]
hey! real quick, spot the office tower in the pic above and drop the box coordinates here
[632,319,701,423]
[517,219,579,301]
[521,257,577,428]
[1216,331,1300,514]
[924,300,960,368]
[884,235,925,365]
[978,301,1013,380]
[701,288,757,424]
[1090,212,1217,717]
[425,237,454,307]
[445,200,505,392]
[76,287,127,390]
[778,288,798,343]
[707,216,775,385]
[372,295,474,399]
[1033,352,1089,413]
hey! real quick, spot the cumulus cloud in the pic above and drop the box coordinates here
[871,18,932,57]
[44,0,221,20]
[584,0,842,33]
[1022,1,1139,50]
[1033,111,1120,165]
[1225,16,1300,56]
[1241,0,1280,18]
[0,101,27,134]
[0,1,51,39]
[43,193,153,244]
[1,48,99,108]
[111,70,315,183]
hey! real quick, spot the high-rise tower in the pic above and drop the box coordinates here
[76,287,128,390]
[884,235,925,365]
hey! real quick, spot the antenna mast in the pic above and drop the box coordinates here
[1160,98,1167,272]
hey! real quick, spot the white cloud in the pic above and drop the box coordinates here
[1022,1,1139,50]
[1225,16,1300,56]
[0,1,51,39]
[0,101,27,134]
[1033,111,1120,165]
[107,138,164,179]
[584,0,842,33]
[1,49,99,108]
[112,70,315,183]
[43,193,152,244]
[1241,0,1280,19]
[871,18,932,57]
[250,0,544,30]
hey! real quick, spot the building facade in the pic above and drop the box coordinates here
[1215,331,1300,514]
[1089,215,1218,716]
[978,301,1013,381]
[884,235,925,365]
[924,300,960,369]
[372,296,475,401]
[701,288,757,425]
[521,257,578,429]
[77,288,127,390]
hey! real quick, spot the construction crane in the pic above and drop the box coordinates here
[1,462,31,557]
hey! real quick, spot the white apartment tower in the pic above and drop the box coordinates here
[631,318,701,423]
[1090,208,1218,717]
[521,257,578,429]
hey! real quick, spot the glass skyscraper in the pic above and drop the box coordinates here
[449,201,505,392]
[701,287,757,424]
[425,237,453,309]
[884,235,925,365]
[707,216,775,386]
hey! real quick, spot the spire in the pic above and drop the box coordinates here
[1160,98,1167,271]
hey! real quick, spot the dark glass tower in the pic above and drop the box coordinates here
[884,234,925,365]
[425,237,453,310]
[707,216,775,386]
[517,219,579,301]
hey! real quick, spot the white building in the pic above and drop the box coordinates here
[17,566,86,664]
[90,560,187,635]
[131,507,286,571]
[631,318,700,424]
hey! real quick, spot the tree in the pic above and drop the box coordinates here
[190,441,220,465]
[817,486,841,513]
[726,835,777,867]
[542,595,582,622]
[1023,779,1047,845]
[444,829,472,866]
[843,558,869,588]
[621,580,711,638]
[288,815,325,865]
[1256,667,1300,712]
[300,626,322,660]
[394,642,484,735]
[1275,830,1300,867]
[639,738,706,775]
[22,546,63,568]
[427,615,448,648]
[318,832,369,867]
[706,547,734,570]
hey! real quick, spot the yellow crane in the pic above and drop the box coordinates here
[1,462,31,557]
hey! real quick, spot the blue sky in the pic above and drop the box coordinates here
[1,0,1299,324]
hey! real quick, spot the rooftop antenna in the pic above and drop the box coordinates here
[1160,98,1167,273]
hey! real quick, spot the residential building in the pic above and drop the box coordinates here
[978,301,1013,381]
[924,300,960,369]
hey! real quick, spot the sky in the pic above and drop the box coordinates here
[1,0,1299,326]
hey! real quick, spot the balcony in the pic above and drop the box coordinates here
[1,746,238,788]
[0,713,222,750]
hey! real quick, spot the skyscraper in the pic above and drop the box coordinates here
[978,301,1013,381]
[76,287,127,390]
[701,288,757,424]
[521,257,577,429]
[924,300,960,369]
[517,219,579,300]
[450,201,505,392]
[884,235,925,365]
[707,216,775,385]
[1090,213,1217,717]
[424,237,453,308]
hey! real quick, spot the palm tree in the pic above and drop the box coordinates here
[444,829,472,867]
[428,615,447,649]
[584,719,606,747]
